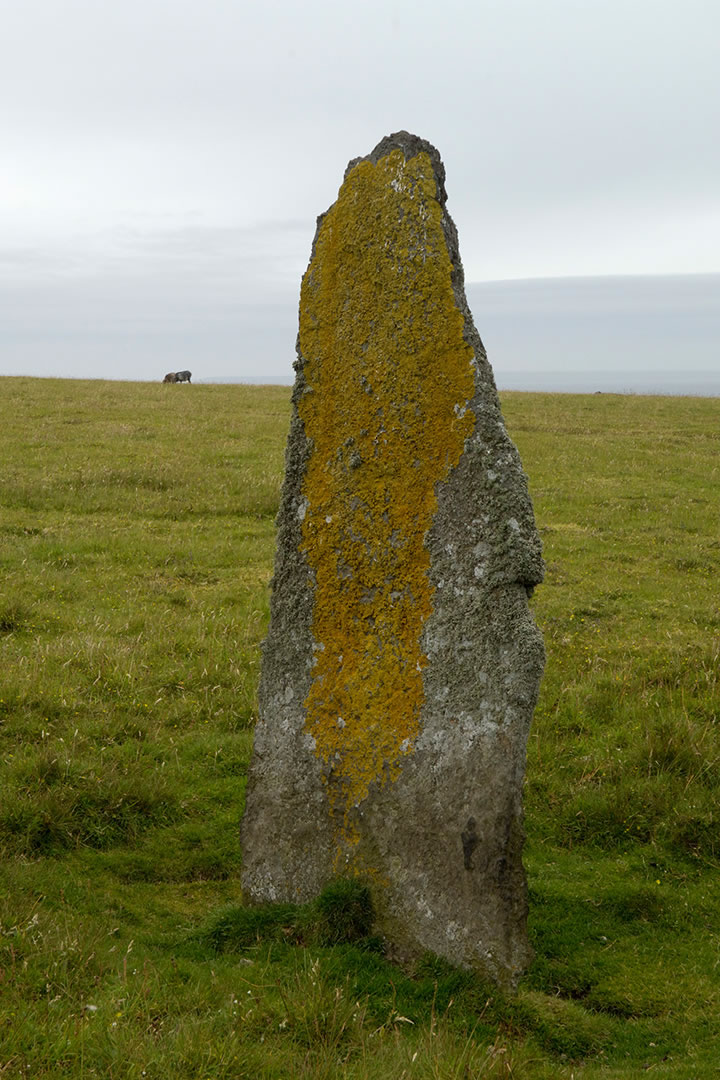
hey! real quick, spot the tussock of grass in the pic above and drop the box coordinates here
[1,379,719,1077]
[0,765,179,855]
[198,880,377,954]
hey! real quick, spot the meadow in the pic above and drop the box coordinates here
[1,376,718,1078]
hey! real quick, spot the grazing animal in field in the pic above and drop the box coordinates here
[175,370,192,383]
[163,372,178,383]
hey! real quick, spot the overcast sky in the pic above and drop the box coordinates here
[1,0,718,388]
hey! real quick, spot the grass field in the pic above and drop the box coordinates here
[1,376,718,1078]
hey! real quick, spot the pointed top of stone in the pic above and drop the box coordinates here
[344,130,447,201]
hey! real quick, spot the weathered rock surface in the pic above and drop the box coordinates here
[240,131,544,989]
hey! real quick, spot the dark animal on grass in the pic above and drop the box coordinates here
[175,370,192,383]
[163,372,178,383]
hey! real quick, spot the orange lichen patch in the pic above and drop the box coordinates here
[298,149,475,841]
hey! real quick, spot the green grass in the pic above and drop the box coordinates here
[1,377,719,1077]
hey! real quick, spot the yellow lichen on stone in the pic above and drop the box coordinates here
[298,149,475,842]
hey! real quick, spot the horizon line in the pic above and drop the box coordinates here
[466,270,720,287]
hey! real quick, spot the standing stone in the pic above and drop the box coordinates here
[240,131,544,989]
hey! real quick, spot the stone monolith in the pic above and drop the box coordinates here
[240,131,544,989]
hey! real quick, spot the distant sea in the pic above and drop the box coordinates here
[466,274,719,396]
[200,375,295,385]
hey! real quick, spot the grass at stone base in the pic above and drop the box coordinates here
[1,377,719,1078]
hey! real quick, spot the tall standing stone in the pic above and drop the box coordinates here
[240,132,544,989]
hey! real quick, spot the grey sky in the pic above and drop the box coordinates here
[1,0,719,385]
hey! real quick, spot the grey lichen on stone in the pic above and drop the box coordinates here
[240,130,544,989]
